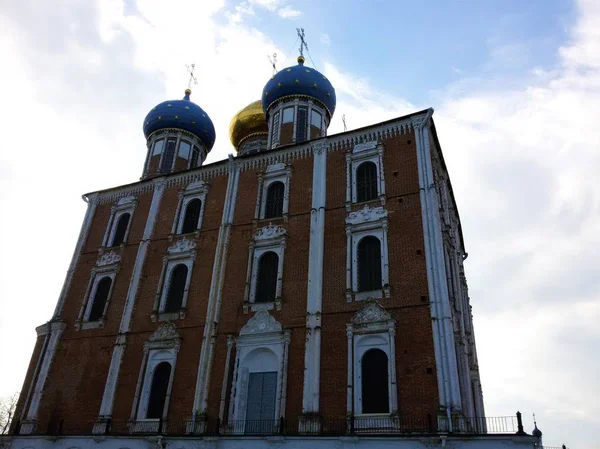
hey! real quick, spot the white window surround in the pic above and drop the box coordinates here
[102,196,137,248]
[152,238,196,322]
[346,141,386,210]
[254,162,292,222]
[130,323,180,428]
[345,205,390,302]
[243,224,286,314]
[228,311,291,433]
[171,180,208,235]
[145,131,208,175]
[266,99,328,149]
[76,251,121,330]
[346,301,398,422]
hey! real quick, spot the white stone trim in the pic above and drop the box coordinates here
[244,224,286,313]
[171,181,208,235]
[345,141,386,209]
[345,206,390,302]
[267,99,329,149]
[102,196,137,248]
[219,336,235,422]
[254,163,292,222]
[77,271,117,330]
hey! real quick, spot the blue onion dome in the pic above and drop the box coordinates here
[532,423,542,438]
[262,56,336,119]
[143,89,216,150]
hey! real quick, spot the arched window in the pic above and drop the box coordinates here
[164,264,188,313]
[256,252,278,303]
[181,199,202,234]
[358,236,382,292]
[361,349,389,414]
[111,213,130,246]
[160,138,177,173]
[146,362,172,419]
[88,277,112,322]
[356,161,378,203]
[264,182,284,219]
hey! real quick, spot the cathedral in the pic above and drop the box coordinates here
[6,51,539,448]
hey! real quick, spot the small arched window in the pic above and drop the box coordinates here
[356,161,378,203]
[181,199,202,234]
[88,277,112,322]
[146,362,172,419]
[111,213,130,246]
[264,182,284,219]
[361,349,389,414]
[256,252,278,303]
[164,264,188,313]
[358,236,382,292]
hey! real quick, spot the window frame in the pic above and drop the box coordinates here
[152,238,196,322]
[346,206,390,302]
[346,141,386,209]
[172,180,208,236]
[102,196,137,248]
[244,224,286,313]
[255,163,291,222]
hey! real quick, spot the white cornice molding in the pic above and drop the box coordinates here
[345,205,388,225]
[254,223,286,241]
[167,237,197,254]
[352,300,392,325]
[97,251,121,267]
[240,310,283,336]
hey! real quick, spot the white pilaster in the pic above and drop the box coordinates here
[413,110,462,419]
[96,179,166,422]
[218,336,235,422]
[346,325,353,415]
[301,141,327,415]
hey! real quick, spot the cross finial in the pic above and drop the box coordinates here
[186,63,198,89]
[297,28,308,57]
[268,53,278,75]
[533,413,536,424]
[342,114,347,132]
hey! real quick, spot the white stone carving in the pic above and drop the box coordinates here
[149,322,180,341]
[353,141,377,153]
[345,205,388,225]
[352,300,392,325]
[266,162,286,173]
[254,223,286,241]
[97,251,121,266]
[116,195,136,206]
[240,310,282,335]
[167,237,196,254]
[186,180,206,191]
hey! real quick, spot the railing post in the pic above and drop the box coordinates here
[158,417,163,434]
[427,413,433,433]
[12,419,20,435]
[279,416,285,435]
[515,411,525,435]
[216,416,221,435]
[105,417,111,434]
[350,414,355,434]
[57,418,64,435]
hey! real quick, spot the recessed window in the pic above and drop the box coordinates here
[280,108,295,145]
[256,252,279,303]
[146,362,172,419]
[264,182,284,219]
[88,277,112,322]
[180,199,202,234]
[296,107,308,143]
[310,110,322,139]
[111,213,130,246]
[164,264,188,313]
[178,140,191,159]
[358,236,382,292]
[160,138,177,173]
[282,107,294,123]
[246,371,278,430]
[356,161,378,203]
[361,349,389,413]
[191,146,200,168]
[152,139,165,156]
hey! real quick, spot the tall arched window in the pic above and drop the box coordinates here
[356,161,378,203]
[160,138,177,173]
[164,264,188,313]
[358,236,382,292]
[88,277,112,322]
[181,199,202,234]
[111,213,131,246]
[361,349,389,414]
[256,252,278,303]
[146,362,172,419]
[264,182,284,218]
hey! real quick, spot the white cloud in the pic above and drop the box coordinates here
[277,5,301,18]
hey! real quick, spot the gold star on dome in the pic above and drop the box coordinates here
[202,114,206,117]
[312,83,317,87]
[306,69,310,73]
[322,76,327,80]
[295,79,299,84]
[167,104,172,107]
[278,82,283,87]
[192,121,196,124]
[185,106,190,110]
[175,116,179,119]
[327,92,331,96]
[158,116,162,119]
[265,91,269,96]
[286,68,292,72]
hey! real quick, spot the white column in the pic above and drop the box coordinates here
[302,141,327,415]
[280,330,291,420]
[346,325,353,415]
[388,324,398,414]
[96,179,166,422]
[53,193,98,318]
[218,336,235,422]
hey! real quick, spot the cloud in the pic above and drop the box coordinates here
[277,6,301,18]
[247,0,302,19]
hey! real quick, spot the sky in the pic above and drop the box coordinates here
[0,0,598,447]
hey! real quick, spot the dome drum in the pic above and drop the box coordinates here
[142,129,207,178]
[229,100,269,155]
[266,97,329,149]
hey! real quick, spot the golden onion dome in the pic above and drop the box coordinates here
[229,100,268,150]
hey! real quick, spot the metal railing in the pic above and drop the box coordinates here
[13,413,530,437]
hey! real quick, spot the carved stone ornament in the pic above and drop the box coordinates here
[116,195,136,206]
[313,141,327,155]
[149,322,180,342]
[97,251,121,266]
[168,237,197,254]
[353,140,377,153]
[345,205,388,225]
[240,310,282,336]
[266,162,286,173]
[186,180,206,191]
[255,223,286,241]
[352,300,392,325]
